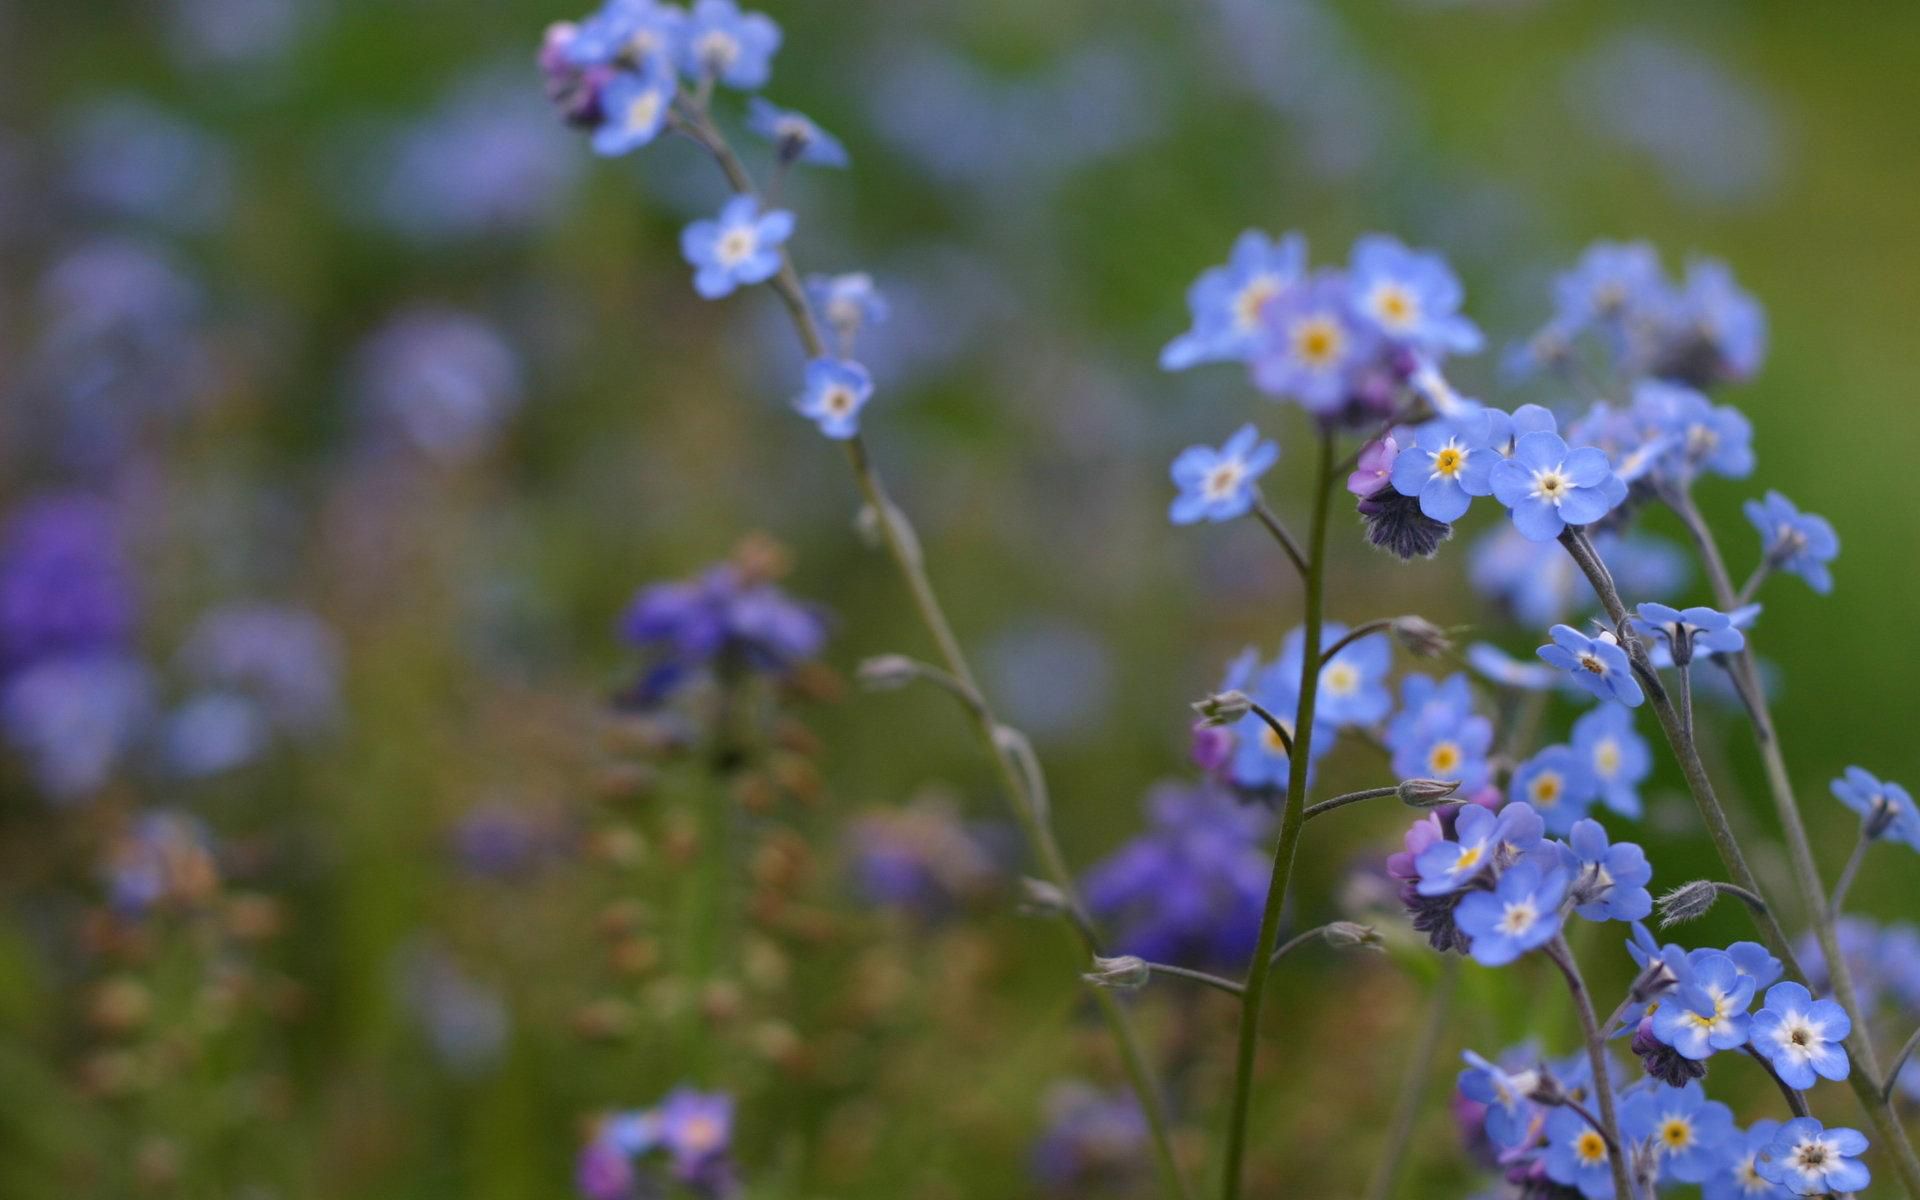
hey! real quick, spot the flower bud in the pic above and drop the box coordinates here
[1391,616,1453,659]
[1191,690,1252,727]
[1019,877,1070,919]
[1656,880,1719,928]
[1082,955,1151,991]
[855,655,921,691]
[1397,777,1462,807]
[1320,921,1384,950]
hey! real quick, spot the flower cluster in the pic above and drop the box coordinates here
[577,1089,738,1200]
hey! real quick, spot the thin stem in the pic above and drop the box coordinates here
[1244,699,1294,758]
[1708,881,1773,918]
[1830,833,1871,916]
[1302,785,1401,822]
[1884,1026,1920,1106]
[1142,961,1246,999]
[1319,619,1393,666]
[1560,1098,1620,1155]
[1743,1045,1813,1119]
[1662,487,1920,1197]
[1546,937,1636,1200]
[1675,663,1694,746]
[677,101,1194,1200]
[1362,957,1460,1200]
[1251,493,1310,578]
[1266,922,1360,966]
[1220,432,1336,1200]
[1735,559,1772,608]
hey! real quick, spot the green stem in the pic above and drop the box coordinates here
[1361,957,1460,1200]
[1546,937,1636,1200]
[1302,786,1400,822]
[676,94,1195,1200]
[1661,488,1920,1197]
[1219,431,1336,1200]
[1830,833,1871,916]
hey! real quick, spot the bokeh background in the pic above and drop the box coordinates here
[3,0,1919,1196]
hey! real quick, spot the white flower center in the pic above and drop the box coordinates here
[820,386,856,416]
[1530,465,1574,506]
[1233,275,1281,331]
[1323,662,1359,696]
[1593,738,1621,777]
[1203,462,1245,500]
[717,227,758,266]
[1497,899,1538,937]
[698,30,741,70]
[775,115,812,143]
[624,90,663,133]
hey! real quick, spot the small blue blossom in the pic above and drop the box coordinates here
[1225,665,1334,795]
[1571,705,1651,818]
[1168,424,1278,525]
[1620,1078,1737,1186]
[1251,270,1374,413]
[1161,230,1307,370]
[1755,1118,1870,1196]
[1632,379,1754,481]
[1464,641,1561,691]
[792,357,872,439]
[1457,1051,1541,1149]
[1509,745,1600,836]
[1651,949,1755,1060]
[1554,240,1667,328]
[563,0,686,70]
[1389,412,1496,522]
[680,194,794,298]
[1671,257,1768,385]
[1543,1105,1618,1200]
[1415,801,1546,897]
[806,272,887,341]
[1031,1084,1149,1192]
[1744,491,1838,595]
[1277,621,1391,727]
[1749,981,1850,1090]
[1559,817,1652,922]
[590,69,675,156]
[1538,625,1644,706]
[746,97,848,167]
[1346,234,1483,357]
[1455,858,1569,966]
[1489,431,1622,542]
[1385,673,1493,792]
[1830,766,1920,847]
[1705,1120,1792,1200]
[1726,941,1784,990]
[679,0,780,90]
[1630,601,1745,666]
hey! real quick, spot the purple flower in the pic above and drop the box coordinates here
[1169,424,1278,525]
[1030,1083,1148,1191]
[681,195,794,299]
[351,307,524,463]
[620,562,828,706]
[847,799,1004,917]
[1489,431,1622,542]
[0,494,138,674]
[1538,625,1644,707]
[792,358,872,439]
[1346,434,1398,498]
[656,1089,734,1181]
[3,654,153,803]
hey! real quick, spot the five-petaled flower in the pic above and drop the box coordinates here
[1489,431,1623,542]
[1755,1118,1870,1196]
[1620,1079,1737,1186]
[1455,858,1568,966]
[1414,801,1544,897]
[1538,625,1644,707]
[746,98,849,167]
[1630,602,1746,667]
[1508,745,1600,836]
[680,0,782,90]
[1744,491,1839,595]
[1749,981,1851,1090]
[1168,425,1278,525]
[1390,414,1496,522]
[1651,949,1756,1060]
[1829,765,1920,847]
[1346,234,1483,358]
[792,358,872,439]
[1161,230,1307,370]
[681,195,794,299]
[591,68,677,157]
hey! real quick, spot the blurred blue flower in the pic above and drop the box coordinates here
[680,0,780,90]
[1829,766,1920,847]
[351,307,525,463]
[591,68,675,156]
[1251,270,1374,414]
[806,272,888,347]
[1706,1120,1792,1200]
[1620,1078,1736,1186]
[1277,621,1390,728]
[1162,230,1307,370]
[1414,802,1544,897]
[792,358,872,439]
[565,0,686,70]
[1669,257,1768,384]
[1538,626,1643,706]
[1169,424,1278,525]
[1509,745,1599,835]
[1745,491,1838,595]
[746,97,848,167]
[1570,705,1650,818]
[620,561,828,707]
[682,195,793,298]
[847,798,1004,917]
[62,97,232,232]
[2,655,153,803]
[162,691,268,779]
[1542,1104,1616,1199]
[1347,234,1482,357]
[1455,1051,1540,1149]
[1631,380,1754,482]
[177,603,342,738]
[1385,673,1493,792]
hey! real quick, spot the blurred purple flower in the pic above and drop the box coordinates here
[350,307,524,463]
[0,494,138,674]
[620,563,827,707]
[1031,1083,1149,1193]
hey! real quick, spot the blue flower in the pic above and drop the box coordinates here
[1571,706,1651,818]
[1455,858,1568,966]
[621,561,828,705]
[1414,801,1546,897]
[1490,431,1622,541]
[1168,425,1278,525]
[1464,641,1561,691]
[1705,1120,1792,1200]
[590,68,676,156]
[2,654,154,803]
[1161,230,1307,370]
[1744,491,1838,595]
[1277,621,1391,727]
[1632,380,1754,481]
[654,1087,734,1182]
[1559,818,1652,922]
[1620,1078,1736,1186]
[1538,625,1644,706]
[1346,234,1483,357]
[1081,783,1273,968]
[806,272,887,341]
[563,0,686,70]
[1250,270,1373,413]
[1225,666,1334,795]
[1385,673,1493,792]
[1726,941,1784,990]
[679,0,780,90]
[1671,257,1767,385]
[680,195,793,299]
[792,357,872,439]
[1509,745,1600,835]
[1829,766,1920,847]
[1652,949,1755,1060]
[746,97,848,167]
[1543,1105,1618,1199]
[1630,601,1745,666]
[1755,1118,1870,1196]
[1553,240,1667,329]
[1031,1084,1149,1192]
[1750,981,1850,1090]
[1389,412,1497,522]
[1457,1051,1541,1149]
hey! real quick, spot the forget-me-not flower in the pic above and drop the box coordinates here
[1571,705,1650,818]
[1168,425,1278,525]
[680,0,781,90]
[1538,625,1644,706]
[792,358,872,439]
[1386,673,1494,793]
[1630,602,1745,666]
[1414,801,1546,897]
[1744,491,1838,595]
[1755,1118,1870,1196]
[681,195,793,298]
[807,272,887,341]
[1490,431,1622,542]
[1276,621,1391,727]
[1543,1104,1616,1199]
[1707,1120,1793,1200]
[591,69,676,156]
[1633,380,1754,482]
[1346,234,1483,357]
[1749,981,1851,1090]
[1509,745,1600,835]
[1559,817,1652,922]
[1161,230,1306,370]
[1252,271,1372,413]
[1455,858,1569,966]
[1652,949,1756,1060]
[746,97,848,166]
[1456,1051,1541,1149]
[563,0,686,70]
[1389,412,1496,522]
[1829,766,1920,846]
[1621,1079,1737,1186]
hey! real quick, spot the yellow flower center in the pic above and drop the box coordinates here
[1575,1130,1608,1165]
[1292,316,1344,367]
[1661,1118,1694,1151]
[1233,276,1281,330]
[1371,283,1418,329]
[1432,446,1465,477]
[717,228,757,265]
[1530,773,1563,806]
[1323,663,1358,696]
[1427,741,1462,774]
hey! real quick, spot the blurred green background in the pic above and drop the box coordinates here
[3,0,1918,1196]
